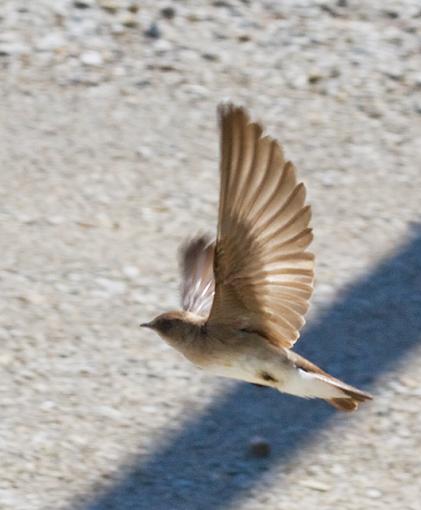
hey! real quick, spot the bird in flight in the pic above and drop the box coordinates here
[141,103,372,411]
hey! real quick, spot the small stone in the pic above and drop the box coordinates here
[73,0,94,8]
[383,10,399,19]
[238,34,251,43]
[213,1,232,7]
[80,51,103,66]
[202,52,219,62]
[289,73,308,89]
[320,170,337,187]
[40,400,56,411]
[300,480,330,492]
[122,265,140,279]
[161,6,176,19]
[134,79,151,88]
[366,488,382,499]
[248,436,271,458]
[98,0,119,14]
[128,2,139,14]
[153,39,172,52]
[47,215,65,225]
[145,22,161,39]
[136,145,153,159]
[121,14,138,28]
[308,71,323,84]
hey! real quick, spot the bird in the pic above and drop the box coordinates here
[141,103,372,411]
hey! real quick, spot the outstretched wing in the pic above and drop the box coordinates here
[179,235,215,317]
[207,103,314,349]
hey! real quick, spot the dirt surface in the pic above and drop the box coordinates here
[1,1,421,509]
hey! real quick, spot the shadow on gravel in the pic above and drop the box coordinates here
[81,225,421,510]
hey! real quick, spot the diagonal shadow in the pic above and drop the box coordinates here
[79,225,421,510]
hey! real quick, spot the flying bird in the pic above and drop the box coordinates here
[141,103,372,411]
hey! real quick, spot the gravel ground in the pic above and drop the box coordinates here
[1,1,421,509]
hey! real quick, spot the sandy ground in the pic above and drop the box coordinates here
[1,1,421,509]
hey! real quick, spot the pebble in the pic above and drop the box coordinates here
[128,3,139,14]
[300,480,331,492]
[122,265,140,279]
[144,22,161,39]
[47,215,65,225]
[120,14,138,28]
[366,488,383,499]
[98,0,120,13]
[248,436,271,458]
[202,52,219,62]
[80,50,104,66]
[73,0,94,8]
[136,145,153,159]
[153,39,173,53]
[40,400,56,411]
[161,6,176,19]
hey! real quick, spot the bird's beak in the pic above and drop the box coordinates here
[140,322,152,328]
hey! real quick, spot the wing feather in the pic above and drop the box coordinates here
[179,235,215,317]
[207,103,315,348]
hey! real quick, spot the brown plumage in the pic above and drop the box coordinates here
[142,103,372,411]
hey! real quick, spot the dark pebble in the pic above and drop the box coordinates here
[161,6,176,19]
[248,436,271,458]
[145,22,161,39]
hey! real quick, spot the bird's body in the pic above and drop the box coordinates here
[145,309,370,409]
[142,103,372,411]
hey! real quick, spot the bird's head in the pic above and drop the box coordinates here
[140,310,193,341]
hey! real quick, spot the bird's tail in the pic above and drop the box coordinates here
[286,352,373,412]
[324,379,372,411]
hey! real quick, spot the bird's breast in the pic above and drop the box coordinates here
[189,336,290,387]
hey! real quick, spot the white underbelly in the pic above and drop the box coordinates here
[197,354,343,399]
[200,354,287,387]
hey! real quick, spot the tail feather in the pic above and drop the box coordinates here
[287,351,373,412]
[327,381,372,411]
[329,398,358,412]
